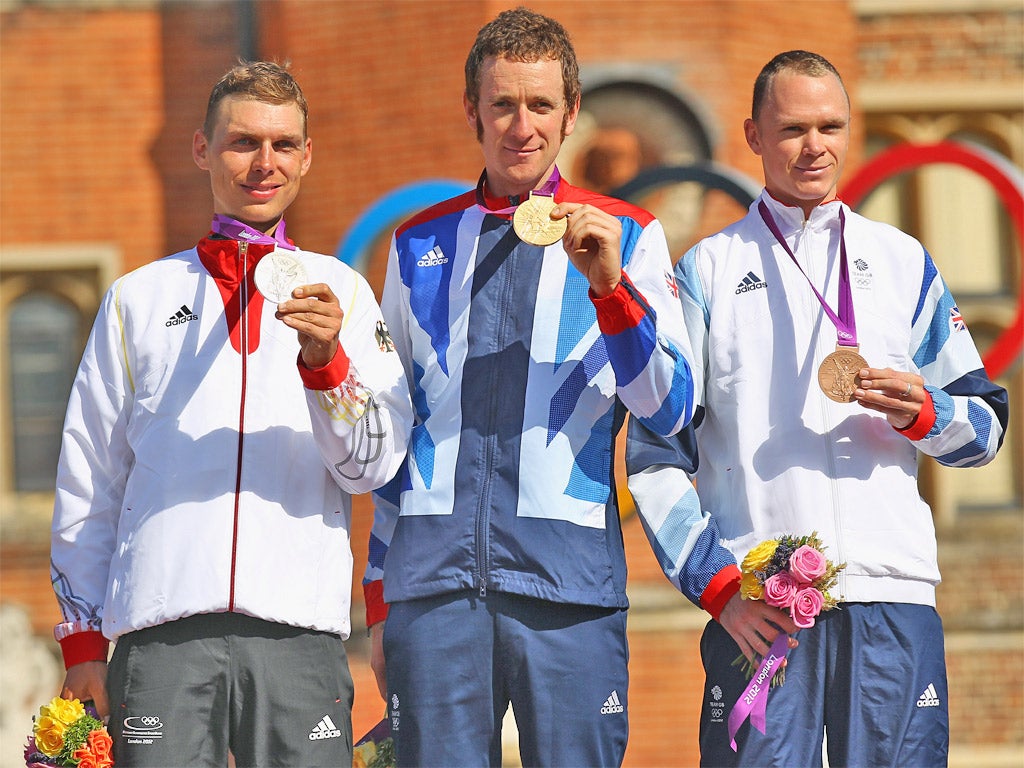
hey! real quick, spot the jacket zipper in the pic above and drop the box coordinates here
[228,240,250,611]
[803,219,847,595]
[474,241,516,597]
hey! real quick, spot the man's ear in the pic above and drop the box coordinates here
[743,118,762,156]
[192,129,210,170]
[463,92,477,131]
[300,137,313,177]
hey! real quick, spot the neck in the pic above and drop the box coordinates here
[484,166,560,200]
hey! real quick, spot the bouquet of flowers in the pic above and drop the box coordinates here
[733,531,844,684]
[727,532,845,751]
[24,697,113,768]
[352,718,394,768]
[739,531,844,631]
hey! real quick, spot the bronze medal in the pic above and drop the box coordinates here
[512,193,567,246]
[254,250,307,303]
[817,345,868,403]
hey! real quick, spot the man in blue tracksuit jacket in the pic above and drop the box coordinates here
[362,8,697,767]
[627,50,1009,767]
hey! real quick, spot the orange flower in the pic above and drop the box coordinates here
[73,728,114,768]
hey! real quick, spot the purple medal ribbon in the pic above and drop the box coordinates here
[727,633,790,752]
[475,166,562,216]
[758,201,857,348]
[211,214,296,251]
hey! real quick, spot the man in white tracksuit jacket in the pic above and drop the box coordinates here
[49,62,412,768]
[627,51,1008,767]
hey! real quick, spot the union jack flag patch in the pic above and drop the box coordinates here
[665,271,679,299]
[950,306,966,332]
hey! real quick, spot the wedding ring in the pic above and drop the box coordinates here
[901,382,913,399]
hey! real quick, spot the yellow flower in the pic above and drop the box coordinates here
[42,696,85,726]
[740,570,764,600]
[741,539,779,574]
[33,714,66,757]
[34,696,86,757]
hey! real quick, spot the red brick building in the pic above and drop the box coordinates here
[2,1,1020,765]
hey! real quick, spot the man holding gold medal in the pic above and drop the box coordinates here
[50,61,412,767]
[362,8,697,766]
[628,51,1008,766]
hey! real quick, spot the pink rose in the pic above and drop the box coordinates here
[763,570,798,609]
[791,587,825,628]
[789,545,827,584]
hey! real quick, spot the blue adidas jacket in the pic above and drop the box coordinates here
[364,177,696,620]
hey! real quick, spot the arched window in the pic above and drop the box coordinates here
[560,78,720,258]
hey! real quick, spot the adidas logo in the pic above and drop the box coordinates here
[417,245,448,267]
[735,271,767,294]
[600,690,625,715]
[308,714,342,740]
[166,304,198,327]
[916,683,941,708]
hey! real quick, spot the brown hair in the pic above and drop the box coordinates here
[202,60,308,138]
[751,50,847,121]
[464,6,581,113]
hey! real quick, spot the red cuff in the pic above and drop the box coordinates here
[363,579,389,627]
[700,565,742,622]
[895,391,936,441]
[58,631,109,670]
[297,345,351,390]
[591,273,647,335]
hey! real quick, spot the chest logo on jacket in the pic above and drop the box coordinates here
[852,257,873,289]
[735,271,768,295]
[166,304,198,327]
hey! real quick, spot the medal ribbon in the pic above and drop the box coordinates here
[475,166,561,216]
[758,201,856,347]
[211,214,296,251]
[727,633,790,752]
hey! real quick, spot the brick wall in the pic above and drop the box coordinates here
[0,6,166,268]
[859,8,1023,83]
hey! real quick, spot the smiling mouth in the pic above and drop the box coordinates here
[244,184,281,197]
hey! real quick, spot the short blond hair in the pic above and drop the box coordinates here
[203,60,308,138]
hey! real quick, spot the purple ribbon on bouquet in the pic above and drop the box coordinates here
[727,633,791,751]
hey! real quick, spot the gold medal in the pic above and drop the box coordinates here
[512,193,567,246]
[817,345,868,403]
[254,250,307,303]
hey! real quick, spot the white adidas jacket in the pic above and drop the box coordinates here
[51,236,413,662]
[628,193,1007,611]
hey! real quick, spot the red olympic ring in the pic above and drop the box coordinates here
[840,141,1023,379]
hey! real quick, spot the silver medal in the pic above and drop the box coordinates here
[254,251,307,303]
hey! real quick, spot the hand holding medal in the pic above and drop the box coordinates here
[273,280,345,370]
[759,202,927,423]
[852,366,925,429]
[541,200,623,298]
